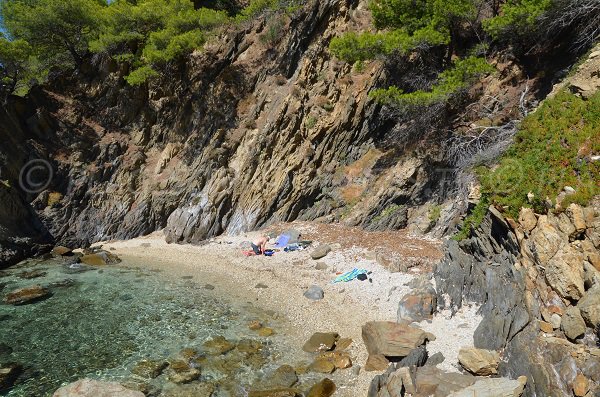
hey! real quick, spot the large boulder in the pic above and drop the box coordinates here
[362,321,434,371]
[458,347,500,376]
[53,379,145,397]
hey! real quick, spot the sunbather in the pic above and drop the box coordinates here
[251,235,270,255]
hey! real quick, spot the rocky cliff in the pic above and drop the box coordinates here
[1,0,559,268]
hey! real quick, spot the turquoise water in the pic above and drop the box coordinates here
[0,256,315,396]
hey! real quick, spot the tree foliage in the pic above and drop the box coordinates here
[330,0,476,63]
[483,0,552,40]
[0,36,33,98]
[90,0,229,85]
[370,56,494,106]
[1,0,106,67]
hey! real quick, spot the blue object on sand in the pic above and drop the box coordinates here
[332,268,368,283]
[274,234,291,248]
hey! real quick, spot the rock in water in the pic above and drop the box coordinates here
[53,379,145,397]
[203,336,235,355]
[362,321,435,371]
[561,306,586,340]
[131,359,167,379]
[458,347,500,376]
[303,285,324,300]
[302,332,339,352]
[80,251,120,266]
[51,246,73,256]
[0,363,22,391]
[447,376,527,397]
[310,245,331,260]
[268,365,298,388]
[3,285,50,305]
[307,378,336,397]
[248,389,299,397]
[309,357,336,374]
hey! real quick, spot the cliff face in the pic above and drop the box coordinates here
[0,0,453,259]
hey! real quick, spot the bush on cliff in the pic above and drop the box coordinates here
[478,90,600,218]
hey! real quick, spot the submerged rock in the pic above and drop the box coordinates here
[306,378,336,397]
[203,336,235,355]
[248,389,300,397]
[166,360,200,384]
[0,363,21,391]
[52,379,144,397]
[17,269,47,279]
[130,359,167,379]
[3,285,50,305]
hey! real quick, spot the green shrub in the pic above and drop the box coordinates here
[369,56,494,106]
[453,197,489,241]
[483,0,552,40]
[478,90,600,218]
[428,204,442,221]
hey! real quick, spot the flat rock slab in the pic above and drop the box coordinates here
[53,379,145,397]
[448,376,527,397]
[415,366,475,396]
[362,321,435,357]
[3,285,51,305]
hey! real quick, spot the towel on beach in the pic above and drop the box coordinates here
[274,234,291,248]
[332,268,368,283]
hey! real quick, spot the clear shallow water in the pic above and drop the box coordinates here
[0,256,318,396]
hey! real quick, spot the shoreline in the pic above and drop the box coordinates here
[94,222,481,395]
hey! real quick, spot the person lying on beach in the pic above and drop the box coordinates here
[251,235,270,255]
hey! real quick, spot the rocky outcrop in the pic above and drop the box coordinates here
[435,204,600,397]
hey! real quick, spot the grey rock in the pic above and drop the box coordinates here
[255,283,268,289]
[396,345,428,368]
[303,285,324,300]
[315,262,328,271]
[426,352,445,367]
[578,286,600,328]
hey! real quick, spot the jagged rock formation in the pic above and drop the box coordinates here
[435,204,600,397]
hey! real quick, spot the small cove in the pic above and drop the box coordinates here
[0,255,340,396]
